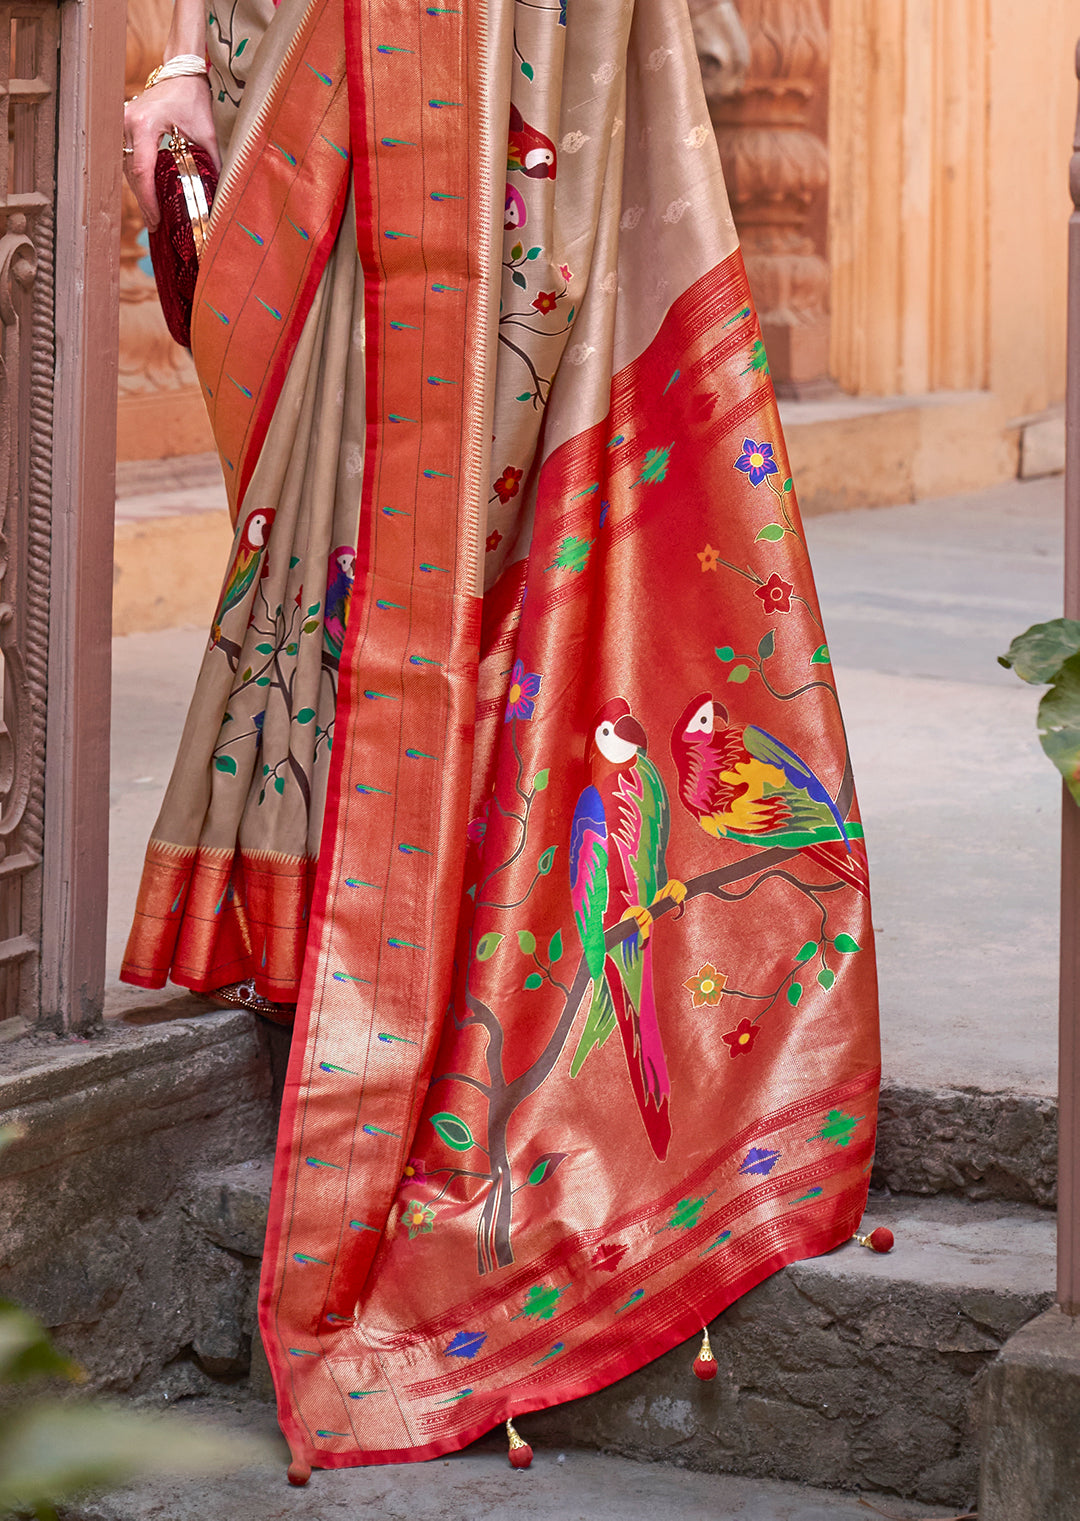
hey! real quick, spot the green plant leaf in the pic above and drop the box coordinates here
[241,667,252,682]
[526,246,542,260]
[307,602,321,616]
[520,59,534,79]
[255,642,273,654]
[524,972,544,990]
[235,36,248,53]
[1038,648,1080,805]
[817,968,836,990]
[782,476,793,492]
[515,391,533,401]
[510,242,524,261]
[302,619,320,633]
[758,630,775,660]
[273,776,285,795]
[537,846,557,874]
[787,982,803,1007]
[475,931,504,961]
[532,768,550,792]
[715,645,735,662]
[727,664,751,684]
[517,930,536,955]
[295,708,316,724]
[0,1302,77,1385]
[834,934,861,954]
[525,1151,568,1187]
[213,755,237,775]
[755,524,785,543]
[548,929,563,962]
[999,618,1080,684]
[795,941,818,963]
[256,676,270,687]
[429,1112,475,1151]
[811,644,830,665]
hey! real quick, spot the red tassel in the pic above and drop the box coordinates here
[286,1460,311,1487]
[853,1225,895,1254]
[692,1327,718,1380]
[506,1419,533,1469]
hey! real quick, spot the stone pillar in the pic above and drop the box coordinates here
[705,0,832,398]
[118,0,214,461]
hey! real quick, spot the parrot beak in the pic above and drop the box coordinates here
[613,713,648,752]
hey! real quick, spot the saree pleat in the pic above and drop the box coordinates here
[122,0,880,1470]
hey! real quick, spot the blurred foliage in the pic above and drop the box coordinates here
[1000,618,1080,805]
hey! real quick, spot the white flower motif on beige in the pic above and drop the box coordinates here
[647,46,672,70]
[566,342,596,366]
[662,198,691,225]
[600,271,618,294]
[683,124,711,150]
[591,61,618,86]
[611,117,624,138]
[620,205,645,230]
[344,443,364,479]
[560,130,589,154]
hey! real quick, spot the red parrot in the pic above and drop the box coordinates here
[670,695,869,896]
[210,507,275,649]
[507,104,557,179]
[569,699,686,1160]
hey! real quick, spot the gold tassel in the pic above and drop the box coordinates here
[506,1418,533,1469]
[692,1326,718,1381]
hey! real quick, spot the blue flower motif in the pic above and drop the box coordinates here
[505,659,542,723]
[734,438,779,488]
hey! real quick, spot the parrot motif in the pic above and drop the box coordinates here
[323,544,356,666]
[507,104,557,179]
[569,699,686,1161]
[670,695,869,895]
[210,508,275,649]
[505,184,527,232]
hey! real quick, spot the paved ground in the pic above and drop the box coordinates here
[62,1399,950,1521]
[108,474,1064,1095]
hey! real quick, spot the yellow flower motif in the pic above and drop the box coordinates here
[684,962,728,1007]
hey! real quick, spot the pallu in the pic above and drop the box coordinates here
[122,0,880,1471]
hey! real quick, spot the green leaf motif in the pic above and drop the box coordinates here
[807,1108,863,1147]
[549,534,593,574]
[256,676,271,687]
[475,931,504,962]
[510,242,524,261]
[526,246,542,260]
[520,59,534,79]
[525,1152,568,1187]
[235,35,248,53]
[524,972,544,990]
[727,664,751,684]
[817,968,836,990]
[548,929,563,963]
[429,1112,475,1152]
[302,619,320,633]
[515,391,533,402]
[758,630,776,660]
[537,846,557,875]
[811,644,831,665]
[715,645,735,662]
[517,930,537,955]
[295,708,316,724]
[286,642,298,656]
[787,982,803,1007]
[307,602,321,616]
[782,476,793,492]
[662,1197,705,1231]
[533,768,550,792]
[834,934,861,954]
[999,618,1080,685]
[241,667,252,682]
[631,444,673,489]
[795,941,818,963]
[514,1283,569,1321]
[255,643,273,654]
[512,270,527,290]
[755,524,785,543]
[274,776,285,795]
[213,755,237,775]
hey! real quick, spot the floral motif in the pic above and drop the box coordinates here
[505,660,542,723]
[721,1018,760,1057]
[532,290,558,315]
[734,438,779,487]
[684,962,727,1007]
[404,1199,436,1239]
[697,543,719,573]
[486,529,503,554]
[401,1158,428,1186]
[755,572,794,616]
[558,262,573,282]
[493,465,523,503]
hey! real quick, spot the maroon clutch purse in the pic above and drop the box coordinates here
[147,130,218,348]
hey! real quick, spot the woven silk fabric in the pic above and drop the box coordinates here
[123,0,880,1469]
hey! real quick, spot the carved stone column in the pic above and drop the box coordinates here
[118,0,214,460]
[702,0,832,397]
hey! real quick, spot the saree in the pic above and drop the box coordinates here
[122,0,879,1472]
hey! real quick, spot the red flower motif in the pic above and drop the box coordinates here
[486,529,503,553]
[558,263,573,282]
[755,572,794,615]
[493,466,523,504]
[400,1157,428,1187]
[721,1018,760,1057]
[532,290,558,315]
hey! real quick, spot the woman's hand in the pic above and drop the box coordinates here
[123,74,221,231]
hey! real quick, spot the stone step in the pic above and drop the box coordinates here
[57,1400,947,1521]
[184,1161,1053,1510]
